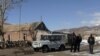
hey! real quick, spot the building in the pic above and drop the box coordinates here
[2,21,50,42]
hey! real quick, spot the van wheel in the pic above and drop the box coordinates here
[42,46,49,53]
[59,45,65,51]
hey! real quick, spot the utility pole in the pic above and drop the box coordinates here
[40,16,43,22]
[19,2,22,41]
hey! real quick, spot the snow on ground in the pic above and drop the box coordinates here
[63,39,100,56]
[81,38,100,45]
[71,49,100,56]
[95,36,100,44]
[64,47,100,56]
[64,40,100,56]
[81,40,88,45]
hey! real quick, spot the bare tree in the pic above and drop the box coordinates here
[0,0,24,48]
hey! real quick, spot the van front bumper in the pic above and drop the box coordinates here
[32,43,42,48]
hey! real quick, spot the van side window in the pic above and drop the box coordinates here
[56,36,62,41]
[58,36,61,41]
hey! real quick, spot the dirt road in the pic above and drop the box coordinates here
[0,45,100,56]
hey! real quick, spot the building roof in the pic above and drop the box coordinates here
[31,21,42,30]
[3,21,47,32]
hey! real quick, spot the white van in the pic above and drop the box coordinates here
[32,34,66,53]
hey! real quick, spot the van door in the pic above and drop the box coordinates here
[50,36,60,49]
[48,36,57,49]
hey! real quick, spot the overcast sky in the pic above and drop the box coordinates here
[7,0,100,31]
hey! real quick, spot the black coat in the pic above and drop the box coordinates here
[70,35,76,45]
[88,37,95,45]
[76,36,82,44]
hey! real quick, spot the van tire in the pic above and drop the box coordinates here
[59,45,65,51]
[42,46,49,53]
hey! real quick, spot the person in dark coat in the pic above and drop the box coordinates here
[70,32,76,52]
[88,34,95,54]
[74,34,82,52]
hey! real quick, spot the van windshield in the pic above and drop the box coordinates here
[41,35,50,40]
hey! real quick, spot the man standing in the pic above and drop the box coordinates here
[70,32,76,52]
[88,34,95,54]
[75,34,82,52]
